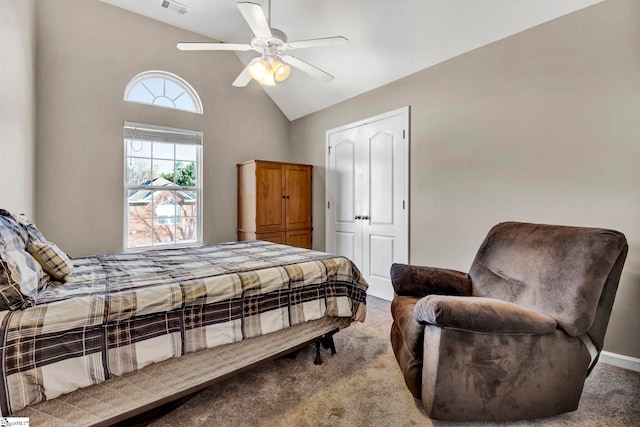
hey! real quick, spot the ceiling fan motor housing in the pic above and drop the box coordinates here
[251,28,288,54]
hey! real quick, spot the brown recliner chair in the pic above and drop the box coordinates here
[390,222,627,421]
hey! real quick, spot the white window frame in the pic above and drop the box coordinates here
[124,121,203,250]
[124,70,203,114]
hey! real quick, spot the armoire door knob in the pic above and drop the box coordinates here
[354,215,362,220]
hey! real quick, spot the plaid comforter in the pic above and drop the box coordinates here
[0,241,367,415]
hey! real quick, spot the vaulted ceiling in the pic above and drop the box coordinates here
[99,0,603,120]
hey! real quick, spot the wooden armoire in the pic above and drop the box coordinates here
[237,160,312,249]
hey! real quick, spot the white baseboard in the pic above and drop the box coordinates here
[600,351,640,372]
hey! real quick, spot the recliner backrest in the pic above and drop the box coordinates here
[468,222,627,341]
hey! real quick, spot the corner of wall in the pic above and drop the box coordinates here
[0,0,37,218]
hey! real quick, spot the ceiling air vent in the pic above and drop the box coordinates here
[159,0,188,15]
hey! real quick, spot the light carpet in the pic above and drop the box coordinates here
[149,296,640,427]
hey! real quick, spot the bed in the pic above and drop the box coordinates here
[0,210,367,425]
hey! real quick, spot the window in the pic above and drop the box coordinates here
[124,122,202,249]
[124,71,203,114]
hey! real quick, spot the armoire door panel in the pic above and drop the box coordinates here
[285,165,312,229]
[256,164,285,232]
[256,232,286,245]
[285,229,312,249]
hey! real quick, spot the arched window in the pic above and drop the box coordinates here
[124,71,203,114]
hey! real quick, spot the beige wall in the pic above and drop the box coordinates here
[0,0,36,218]
[34,0,290,256]
[290,0,640,358]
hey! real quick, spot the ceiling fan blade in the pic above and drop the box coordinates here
[177,42,252,51]
[287,36,349,50]
[232,67,253,87]
[282,55,334,81]
[237,2,272,39]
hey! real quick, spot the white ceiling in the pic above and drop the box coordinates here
[99,0,603,120]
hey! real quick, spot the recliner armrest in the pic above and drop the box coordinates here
[414,295,557,334]
[391,263,472,298]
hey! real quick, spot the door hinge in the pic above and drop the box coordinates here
[328,146,331,155]
[327,201,330,209]
[402,129,406,139]
[402,200,406,209]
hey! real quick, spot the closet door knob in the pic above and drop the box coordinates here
[362,215,370,220]
[354,215,362,220]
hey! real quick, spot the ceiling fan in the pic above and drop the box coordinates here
[177,1,348,87]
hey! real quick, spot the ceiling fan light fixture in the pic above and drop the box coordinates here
[262,73,277,86]
[272,59,291,82]
[247,58,268,81]
[247,56,290,86]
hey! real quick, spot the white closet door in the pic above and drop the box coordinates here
[361,113,407,301]
[327,126,363,269]
[326,107,409,301]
